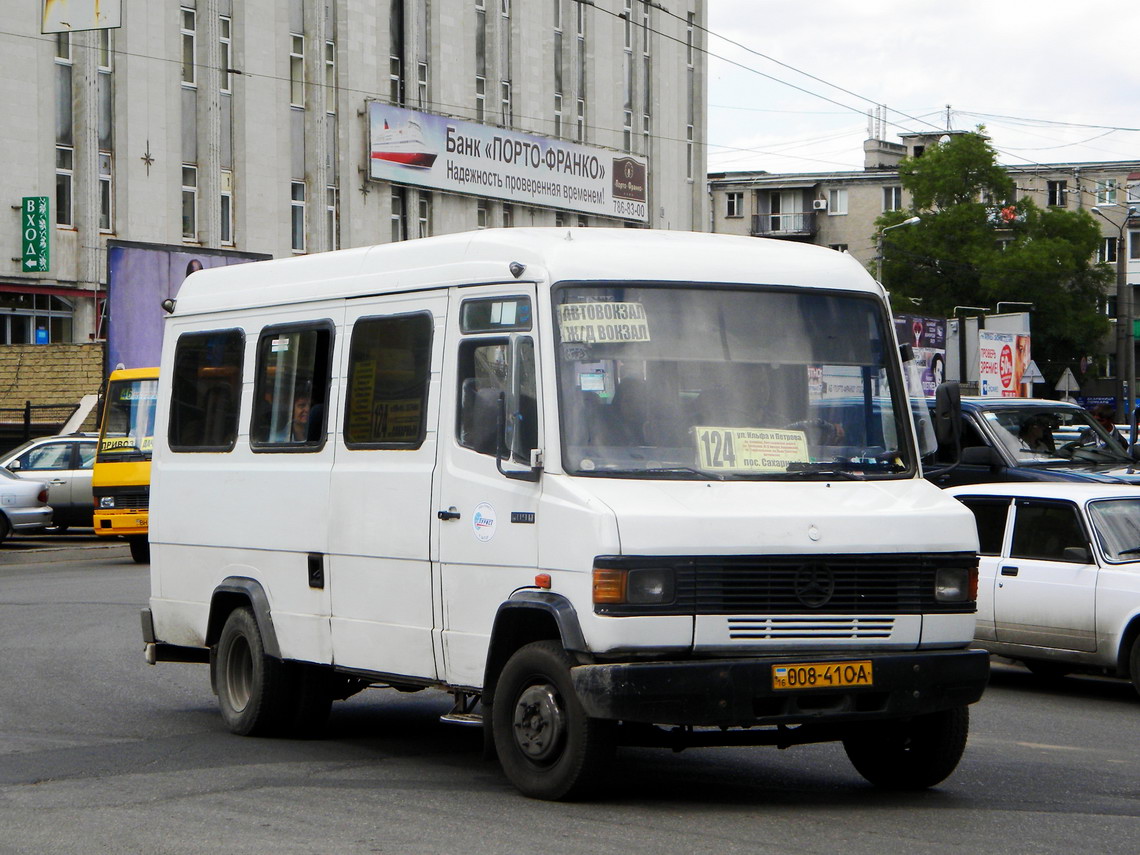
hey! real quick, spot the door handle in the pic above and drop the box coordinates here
[437,507,461,521]
[1000,565,1019,577]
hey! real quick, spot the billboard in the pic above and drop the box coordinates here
[106,242,270,371]
[978,330,1032,397]
[894,315,947,396]
[42,0,121,33]
[368,103,649,222]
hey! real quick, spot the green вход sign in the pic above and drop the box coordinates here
[21,196,50,272]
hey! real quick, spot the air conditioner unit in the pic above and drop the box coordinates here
[813,199,828,211]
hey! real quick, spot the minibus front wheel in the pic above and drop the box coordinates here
[491,641,615,800]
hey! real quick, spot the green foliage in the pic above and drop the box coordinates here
[878,132,1112,386]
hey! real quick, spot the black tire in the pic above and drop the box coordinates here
[215,607,288,736]
[1129,636,1140,698]
[491,640,615,800]
[0,515,9,544]
[129,536,150,564]
[1022,659,1070,681]
[280,662,334,738]
[843,706,970,790]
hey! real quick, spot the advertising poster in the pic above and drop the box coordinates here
[368,103,649,222]
[106,242,270,371]
[893,314,947,396]
[978,330,1032,397]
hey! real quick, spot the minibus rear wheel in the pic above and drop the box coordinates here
[216,607,287,736]
[842,705,969,790]
[491,640,615,800]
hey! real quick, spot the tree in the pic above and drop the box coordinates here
[877,131,1111,387]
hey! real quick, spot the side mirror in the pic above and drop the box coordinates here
[933,382,962,449]
[494,391,542,482]
[6,460,21,472]
[1061,546,1091,564]
[960,445,1002,468]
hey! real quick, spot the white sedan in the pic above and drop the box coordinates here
[0,466,52,543]
[947,482,1140,695]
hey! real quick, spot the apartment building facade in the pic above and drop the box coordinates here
[2,0,708,350]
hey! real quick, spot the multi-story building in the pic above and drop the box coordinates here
[2,0,708,351]
[709,132,1140,399]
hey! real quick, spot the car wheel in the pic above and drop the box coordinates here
[843,706,969,790]
[491,640,615,800]
[1023,659,1070,681]
[1130,636,1140,698]
[0,514,9,544]
[129,537,150,564]
[215,607,288,736]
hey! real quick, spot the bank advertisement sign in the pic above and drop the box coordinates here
[368,103,648,222]
[978,330,1031,397]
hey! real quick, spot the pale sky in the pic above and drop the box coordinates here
[707,0,1140,175]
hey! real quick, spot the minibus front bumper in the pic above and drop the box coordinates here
[569,648,989,727]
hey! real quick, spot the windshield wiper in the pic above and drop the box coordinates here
[589,466,727,480]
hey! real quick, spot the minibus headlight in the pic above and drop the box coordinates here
[99,496,116,509]
[627,568,676,604]
[592,565,676,605]
[935,566,977,603]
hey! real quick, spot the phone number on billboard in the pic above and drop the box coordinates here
[613,199,646,219]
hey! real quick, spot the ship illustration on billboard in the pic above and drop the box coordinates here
[370,118,438,169]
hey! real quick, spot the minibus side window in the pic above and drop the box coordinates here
[456,336,537,462]
[169,329,244,452]
[344,313,433,448]
[251,323,333,451]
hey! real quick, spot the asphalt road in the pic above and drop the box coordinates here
[1,540,1137,855]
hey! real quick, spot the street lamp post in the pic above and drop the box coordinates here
[877,216,921,285]
[1092,205,1138,419]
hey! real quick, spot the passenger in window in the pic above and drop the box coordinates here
[1018,416,1052,453]
[291,391,323,442]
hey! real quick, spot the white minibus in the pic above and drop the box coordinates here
[142,228,987,800]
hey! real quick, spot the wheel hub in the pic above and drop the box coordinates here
[512,683,565,761]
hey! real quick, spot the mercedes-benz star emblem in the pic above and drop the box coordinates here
[794,563,835,608]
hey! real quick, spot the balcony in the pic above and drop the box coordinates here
[751,212,817,238]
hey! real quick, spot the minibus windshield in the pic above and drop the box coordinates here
[554,283,914,480]
[98,378,159,462]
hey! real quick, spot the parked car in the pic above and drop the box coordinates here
[1,433,98,529]
[927,397,1140,488]
[0,466,52,542]
[947,482,1140,694]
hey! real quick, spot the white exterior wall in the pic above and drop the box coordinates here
[0,0,707,345]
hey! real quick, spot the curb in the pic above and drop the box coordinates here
[0,542,133,566]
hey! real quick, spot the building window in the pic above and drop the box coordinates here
[1096,179,1118,205]
[1128,182,1140,204]
[417,61,428,109]
[290,35,305,107]
[417,192,432,238]
[503,204,513,228]
[182,165,198,240]
[829,244,849,253]
[220,16,232,93]
[181,7,196,86]
[725,192,743,218]
[477,199,488,229]
[554,93,562,139]
[325,41,336,110]
[642,113,650,158]
[576,98,585,143]
[883,186,903,212]
[220,170,234,245]
[1099,237,1117,264]
[1131,231,1140,261]
[391,188,406,242]
[55,32,73,148]
[55,146,73,227]
[828,187,848,215]
[577,215,588,228]
[686,124,694,180]
[98,153,112,232]
[327,186,339,250]
[623,110,633,153]
[1047,180,1067,207]
[290,181,306,251]
[686,12,694,66]
[475,76,486,122]
[501,80,512,126]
